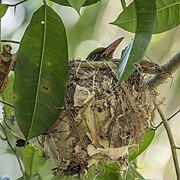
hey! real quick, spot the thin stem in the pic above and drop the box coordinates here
[167,109,180,121]
[43,0,47,5]
[120,0,126,9]
[0,134,6,141]
[155,108,180,129]
[156,104,180,179]
[0,100,14,107]
[1,40,20,44]
[0,124,24,175]
[8,0,27,7]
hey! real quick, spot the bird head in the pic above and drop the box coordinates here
[86,37,124,61]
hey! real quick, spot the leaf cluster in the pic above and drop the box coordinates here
[0,0,179,179]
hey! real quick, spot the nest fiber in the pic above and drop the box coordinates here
[41,60,156,175]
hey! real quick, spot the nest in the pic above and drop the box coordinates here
[41,60,156,175]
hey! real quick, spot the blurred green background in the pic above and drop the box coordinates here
[0,0,180,179]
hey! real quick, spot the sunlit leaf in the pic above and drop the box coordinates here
[126,163,145,180]
[0,4,8,18]
[112,0,180,34]
[50,0,100,7]
[68,1,101,57]
[1,74,14,116]
[14,5,68,140]
[118,0,156,82]
[17,144,46,178]
[128,129,155,161]
[67,0,86,14]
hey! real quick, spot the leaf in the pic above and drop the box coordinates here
[112,0,180,34]
[0,4,8,18]
[87,163,121,180]
[1,74,14,116]
[67,0,86,14]
[14,5,68,140]
[17,144,46,178]
[128,129,155,161]
[118,0,156,82]
[50,0,100,7]
[126,163,145,180]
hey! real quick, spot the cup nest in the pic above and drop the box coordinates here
[41,60,157,175]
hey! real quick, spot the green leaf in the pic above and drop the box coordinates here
[1,74,14,116]
[50,0,100,7]
[128,129,155,161]
[118,0,156,82]
[87,163,121,180]
[112,0,180,34]
[67,0,86,14]
[126,163,145,180]
[14,5,68,140]
[17,144,46,178]
[0,4,8,18]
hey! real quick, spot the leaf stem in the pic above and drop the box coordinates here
[43,0,47,5]
[0,124,24,176]
[120,0,126,9]
[156,104,180,179]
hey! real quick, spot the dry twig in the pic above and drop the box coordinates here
[146,52,180,88]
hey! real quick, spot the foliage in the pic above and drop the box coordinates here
[17,144,46,180]
[13,4,68,141]
[118,0,156,82]
[0,4,8,18]
[128,129,156,161]
[0,0,179,179]
[112,0,180,34]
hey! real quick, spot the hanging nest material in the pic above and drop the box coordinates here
[41,59,157,175]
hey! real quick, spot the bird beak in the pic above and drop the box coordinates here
[103,37,124,57]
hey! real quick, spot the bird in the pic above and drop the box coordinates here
[86,37,124,61]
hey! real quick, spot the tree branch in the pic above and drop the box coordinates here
[146,52,180,88]
[156,103,180,179]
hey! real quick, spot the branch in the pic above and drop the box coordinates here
[155,108,180,129]
[146,52,180,88]
[156,104,180,179]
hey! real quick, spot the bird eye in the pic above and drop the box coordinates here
[91,54,98,60]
